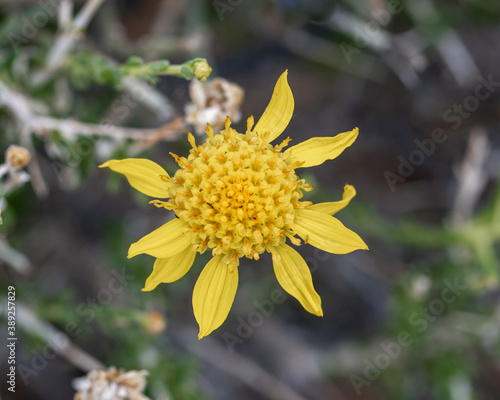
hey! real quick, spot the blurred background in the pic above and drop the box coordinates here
[1,0,500,399]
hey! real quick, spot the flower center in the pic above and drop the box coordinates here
[166,119,310,261]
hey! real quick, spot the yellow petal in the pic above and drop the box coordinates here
[306,184,356,216]
[285,128,359,168]
[100,158,170,198]
[270,244,323,316]
[193,255,239,339]
[142,247,196,292]
[128,218,192,259]
[252,70,294,143]
[292,209,368,254]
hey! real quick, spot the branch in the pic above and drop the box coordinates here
[31,115,186,142]
[58,0,74,30]
[448,127,490,226]
[0,238,32,275]
[32,0,108,86]
[176,328,310,400]
[31,0,175,119]
[0,80,34,125]
[0,79,185,142]
[406,0,479,86]
[0,79,186,197]
[0,302,105,372]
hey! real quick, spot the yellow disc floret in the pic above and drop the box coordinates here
[161,117,312,262]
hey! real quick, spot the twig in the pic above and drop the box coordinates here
[58,0,74,30]
[177,329,310,400]
[406,0,479,86]
[29,115,186,142]
[0,80,50,196]
[32,0,175,119]
[321,307,500,379]
[0,302,104,372]
[0,78,179,143]
[239,11,386,82]
[253,318,351,400]
[282,28,387,83]
[435,30,480,87]
[0,80,34,125]
[448,127,490,227]
[327,8,423,88]
[32,0,108,86]
[0,238,32,275]
[20,127,50,198]
[0,79,185,197]
[120,76,174,120]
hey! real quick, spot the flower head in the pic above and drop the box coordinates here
[73,367,150,400]
[185,77,244,135]
[100,71,368,339]
[5,145,31,169]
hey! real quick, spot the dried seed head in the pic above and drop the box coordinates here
[185,78,244,135]
[6,145,31,169]
[73,367,150,400]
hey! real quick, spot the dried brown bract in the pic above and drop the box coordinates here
[73,367,150,400]
[5,145,31,170]
[185,77,244,135]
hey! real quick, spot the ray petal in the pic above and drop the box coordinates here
[285,128,359,168]
[142,247,196,292]
[292,208,368,254]
[253,70,294,143]
[100,158,170,198]
[306,184,356,216]
[128,218,192,259]
[270,244,323,316]
[193,255,239,339]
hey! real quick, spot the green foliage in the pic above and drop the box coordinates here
[320,176,500,399]
[64,50,211,89]
[64,50,125,88]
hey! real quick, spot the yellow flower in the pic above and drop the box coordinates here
[100,71,368,339]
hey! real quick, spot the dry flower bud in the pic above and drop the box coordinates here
[144,311,166,335]
[6,145,31,169]
[73,367,150,400]
[185,77,244,135]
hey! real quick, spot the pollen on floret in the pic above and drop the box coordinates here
[167,117,311,260]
